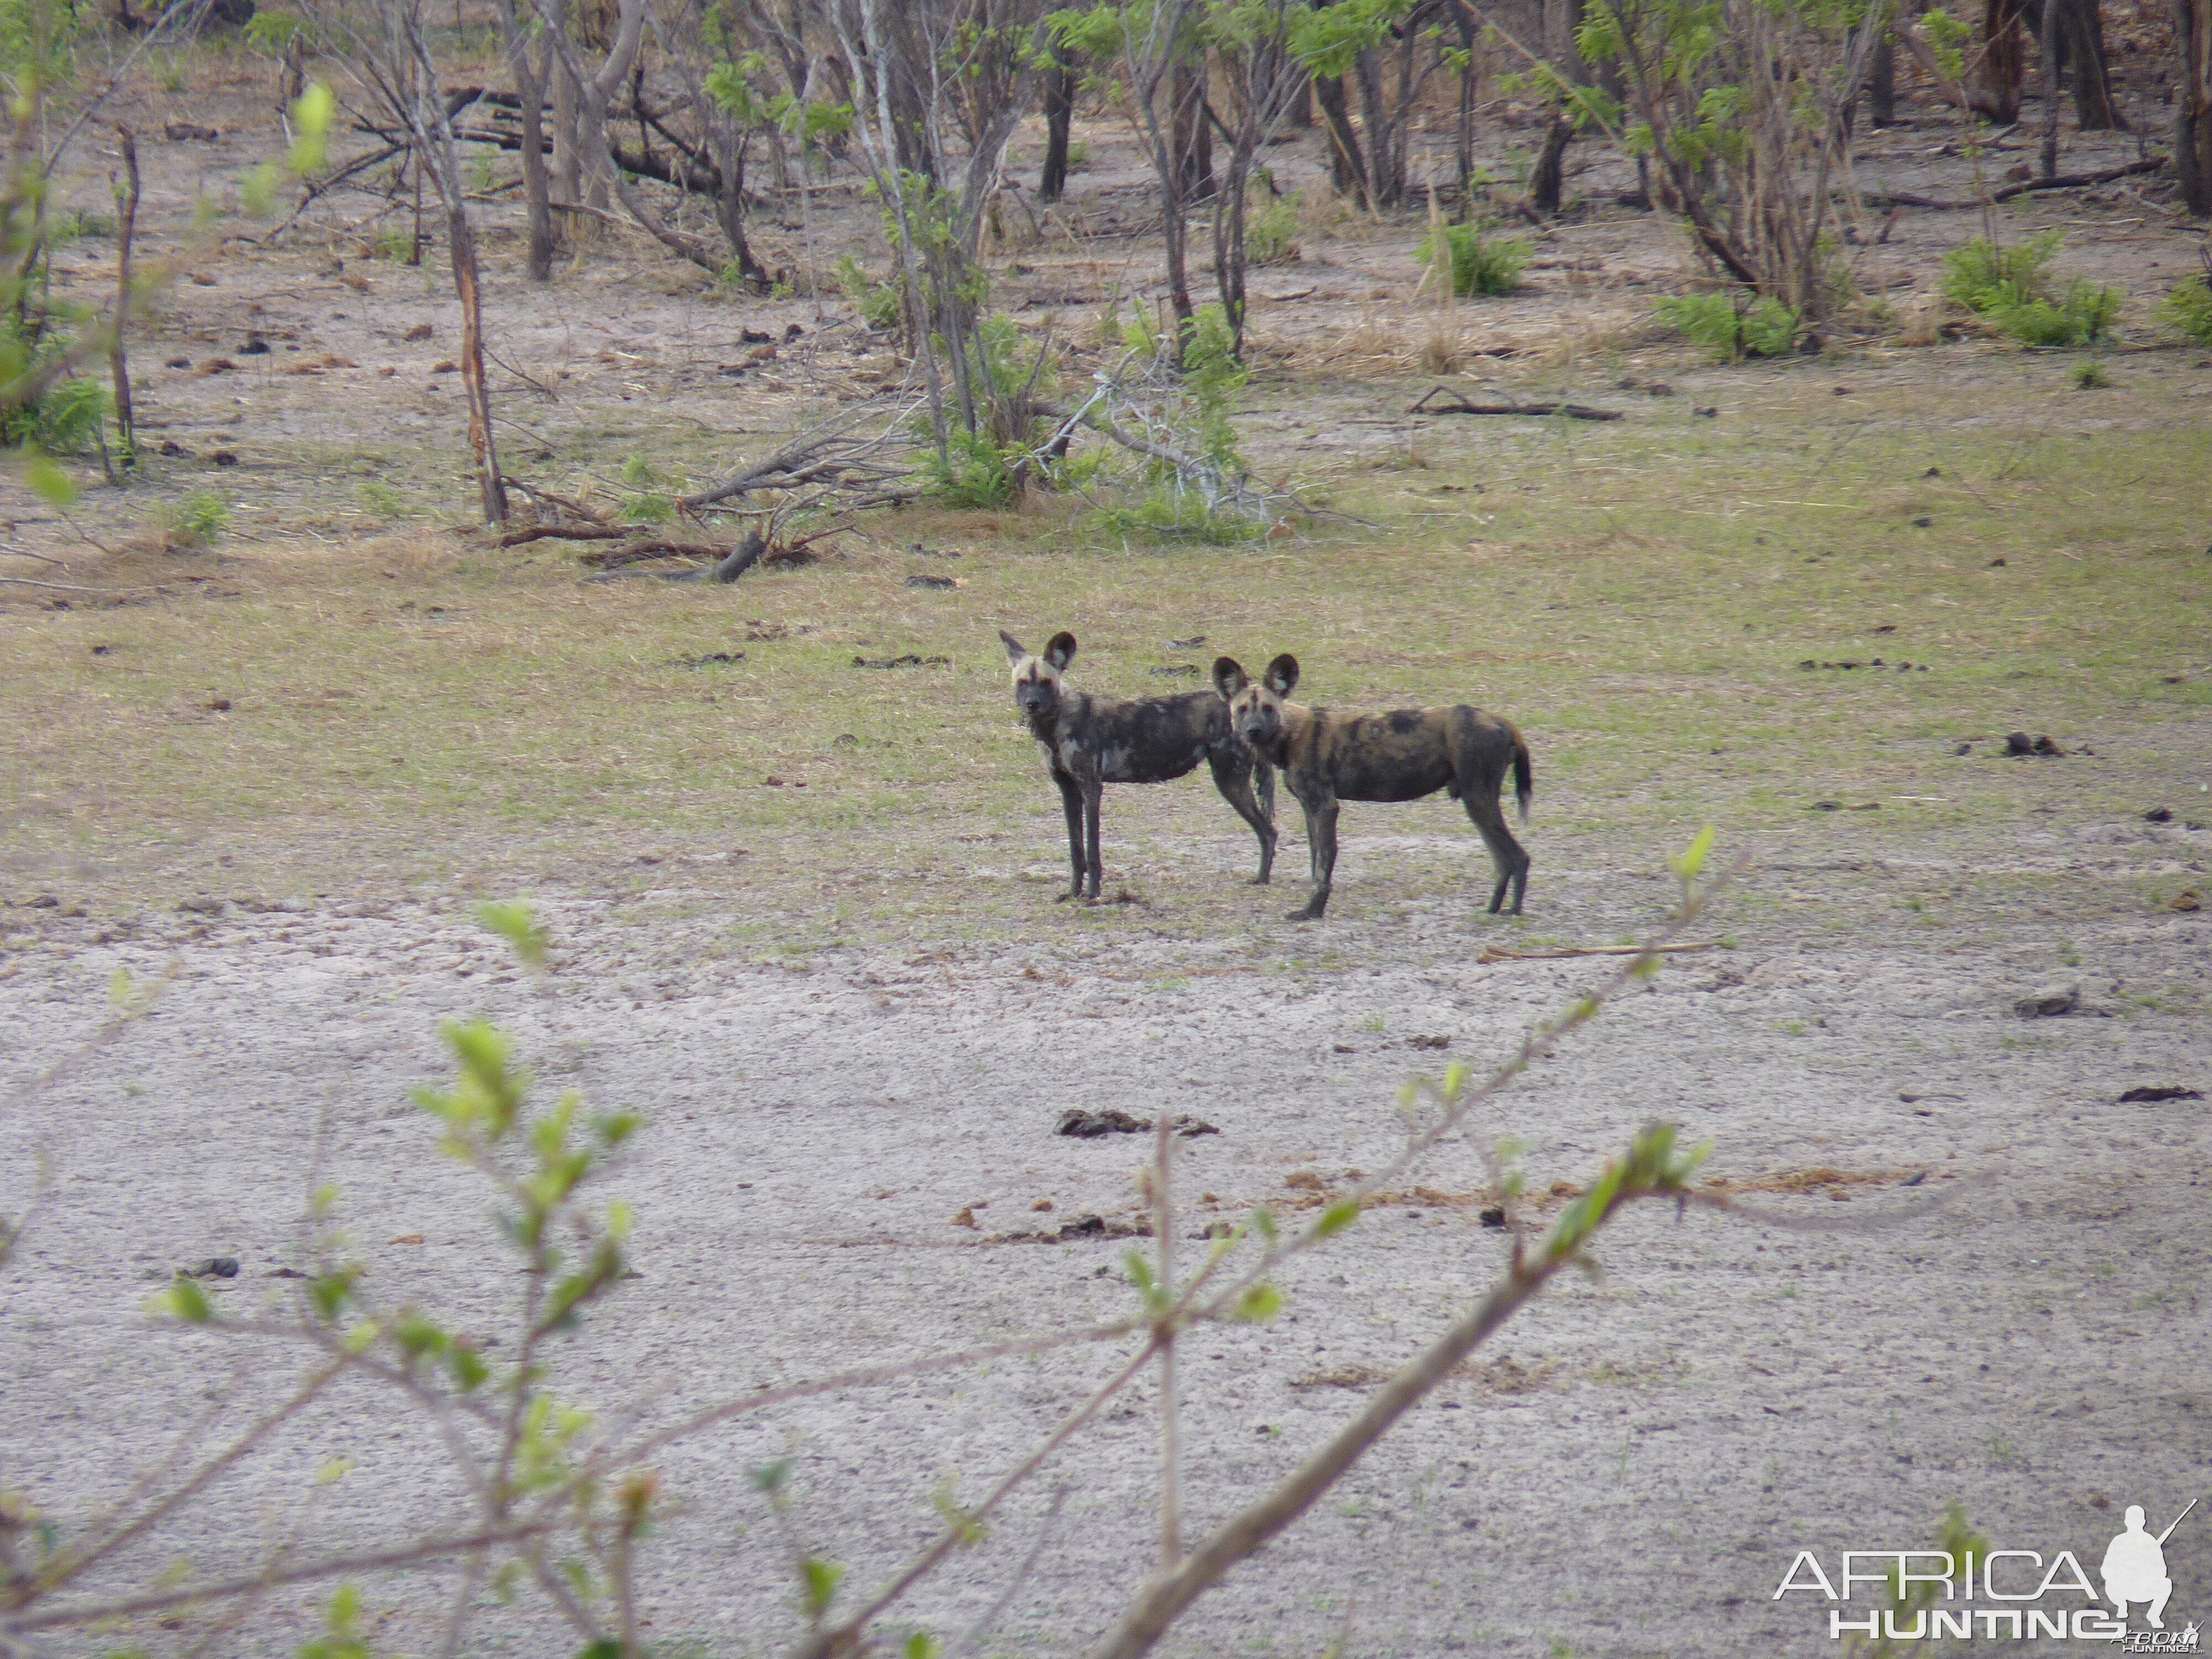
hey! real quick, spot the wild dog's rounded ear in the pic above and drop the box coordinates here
[1265,654,1301,697]
[999,630,1028,665]
[1044,632,1077,672]
[1212,656,1248,700]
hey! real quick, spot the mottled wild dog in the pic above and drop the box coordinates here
[1001,630,1276,901]
[1212,653,1531,921]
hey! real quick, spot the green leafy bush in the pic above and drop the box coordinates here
[2154,274,2212,347]
[618,455,675,523]
[834,253,902,331]
[1415,220,1529,296]
[1246,180,1301,267]
[1095,487,1270,545]
[913,316,1060,508]
[164,491,231,548]
[1940,232,2122,347]
[926,428,1021,509]
[1996,287,2122,347]
[1939,231,2063,312]
[1653,292,1801,360]
[0,374,107,454]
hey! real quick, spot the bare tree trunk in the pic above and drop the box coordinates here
[1172,59,1214,200]
[2060,0,2124,127]
[1450,0,1479,207]
[408,30,508,525]
[1313,73,1367,205]
[1978,0,2030,124]
[107,124,139,469]
[444,182,505,523]
[1354,48,1400,207]
[2040,0,2063,175]
[1214,136,1253,349]
[548,0,583,209]
[1040,46,1074,201]
[1534,0,1585,213]
[1530,110,1573,212]
[714,153,767,285]
[498,0,555,279]
[2183,0,2212,213]
[1870,34,1896,123]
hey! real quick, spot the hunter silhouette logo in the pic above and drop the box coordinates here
[1773,1497,2200,1645]
[2105,1502,2190,1626]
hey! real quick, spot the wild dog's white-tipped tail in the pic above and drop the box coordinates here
[1513,738,1533,825]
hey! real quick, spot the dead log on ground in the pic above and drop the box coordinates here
[498,523,634,547]
[1862,156,2167,211]
[1409,387,1622,420]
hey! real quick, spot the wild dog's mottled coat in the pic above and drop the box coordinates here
[1212,652,1531,920]
[1002,630,1276,900]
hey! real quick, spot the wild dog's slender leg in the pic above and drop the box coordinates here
[1293,799,1339,921]
[1082,778,1104,900]
[1461,775,1531,915]
[1054,769,1087,900]
[1207,750,1276,885]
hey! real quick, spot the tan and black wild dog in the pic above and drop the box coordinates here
[1212,653,1531,921]
[1002,630,1276,901]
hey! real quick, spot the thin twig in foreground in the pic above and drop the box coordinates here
[10,1523,554,1633]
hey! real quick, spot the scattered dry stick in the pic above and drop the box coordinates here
[500,478,610,525]
[1477,940,1719,963]
[0,575,152,594]
[1409,387,1622,421]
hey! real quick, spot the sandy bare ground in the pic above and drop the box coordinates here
[5,794,2210,1657]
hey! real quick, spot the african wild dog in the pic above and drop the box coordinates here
[1211,653,1531,921]
[1001,630,1276,901]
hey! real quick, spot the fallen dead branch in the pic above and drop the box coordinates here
[580,533,770,584]
[498,524,633,547]
[575,541,725,570]
[0,575,164,595]
[1863,158,2167,212]
[1409,387,1622,420]
[571,549,717,575]
[1477,940,1719,963]
[682,410,916,512]
[500,477,609,526]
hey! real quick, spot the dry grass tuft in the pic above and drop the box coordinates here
[1896,294,1945,347]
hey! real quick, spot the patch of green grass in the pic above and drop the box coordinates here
[357,479,408,519]
[163,491,231,547]
[1415,221,1529,297]
[1941,232,2122,347]
[1654,292,1799,360]
[2154,273,2212,346]
[1246,182,1301,268]
[3,366,2207,955]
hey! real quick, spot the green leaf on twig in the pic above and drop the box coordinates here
[475,899,550,969]
[1315,1199,1361,1239]
[801,1556,847,1618]
[1231,1282,1283,1323]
